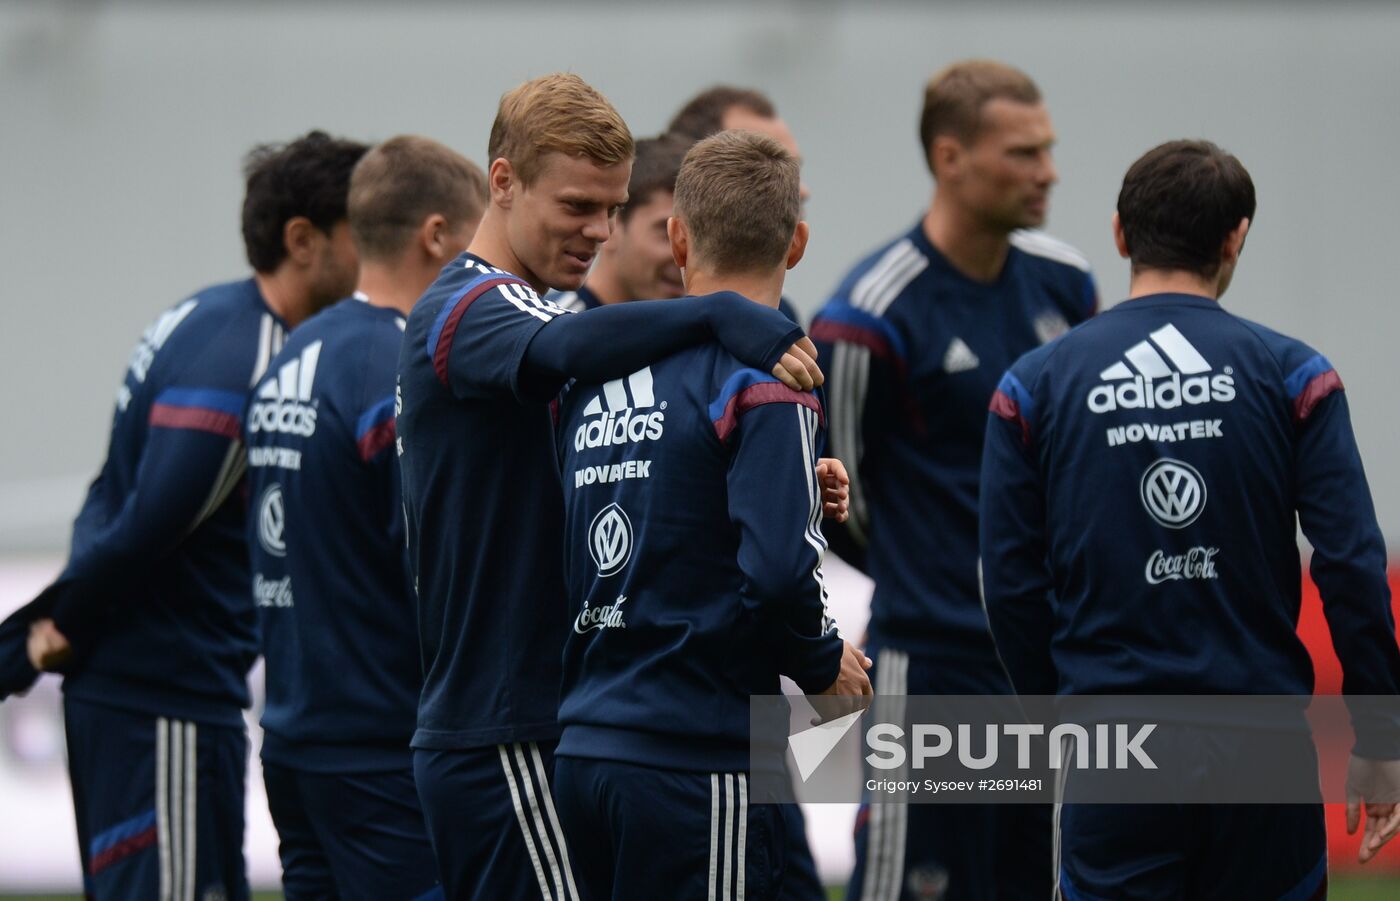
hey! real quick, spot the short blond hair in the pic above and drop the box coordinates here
[673,130,800,275]
[348,136,487,261]
[920,60,1041,164]
[488,73,634,185]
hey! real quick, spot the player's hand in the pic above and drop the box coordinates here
[771,337,823,392]
[26,618,71,672]
[816,458,850,522]
[1346,754,1400,863]
[810,641,873,725]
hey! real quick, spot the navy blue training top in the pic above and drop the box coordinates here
[811,223,1096,662]
[980,293,1400,724]
[554,316,843,771]
[53,278,286,725]
[245,296,416,771]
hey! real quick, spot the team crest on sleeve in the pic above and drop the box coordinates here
[588,502,633,577]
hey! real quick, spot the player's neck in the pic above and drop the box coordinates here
[581,258,630,304]
[253,269,320,329]
[923,200,1011,284]
[1127,268,1219,301]
[356,259,427,316]
[468,210,545,294]
[684,269,782,309]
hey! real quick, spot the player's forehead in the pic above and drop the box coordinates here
[532,151,631,205]
[720,108,802,161]
[974,98,1055,147]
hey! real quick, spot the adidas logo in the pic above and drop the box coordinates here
[1087,324,1235,414]
[943,337,979,374]
[128,298,198,385]
[574,367,666,451]
[249,340,323,437]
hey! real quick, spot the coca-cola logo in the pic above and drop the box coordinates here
[574,595,628,634]
[1145,547,1220,585]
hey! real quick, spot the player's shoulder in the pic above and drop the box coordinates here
[1010,230,1098,320]
[148,277,279,380]
[1227,312,1333,385]
[159,277,265,338]
[821,225,930,320]
[707,352,822,442]
[1009,229,1092,274]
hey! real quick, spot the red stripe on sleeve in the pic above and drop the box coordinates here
[1293,370,1343,423]
[989,389,1031,446]
[357,419,397,462]
[149,404,242,440]
[713,383,825,443]
[433,277,531,388]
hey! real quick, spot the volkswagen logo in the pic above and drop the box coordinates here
[588,503,633,577]
[1140,458,1206,529]
[257,483,287,557]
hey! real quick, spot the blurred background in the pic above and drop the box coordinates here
[3,0,1399,895]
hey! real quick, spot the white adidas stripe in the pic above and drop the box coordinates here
[1100,323,1212,381]
[1010,229,1092,273]
[797,406,837,636]
[497,743,579,901]
[529,744,580,901]
[862,650,910,901]
[498,744,554,899]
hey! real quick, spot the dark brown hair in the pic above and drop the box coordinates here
[1117,140,1256,278]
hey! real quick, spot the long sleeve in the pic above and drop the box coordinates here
[48,386,247,638]
[1290,361,1400,756]
[722,379,842,693]
[809,305,905,573]
[979,371,1058,697]
[522,293,803,399]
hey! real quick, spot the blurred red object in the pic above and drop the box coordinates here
[1299,567,1400,869]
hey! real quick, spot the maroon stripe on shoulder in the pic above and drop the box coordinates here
[989,389,1031,446]
[433,277,531,387]
[149,404,242,440]
[713,382,824,444]
[1293,370,1343,423]
[808,320,897,362]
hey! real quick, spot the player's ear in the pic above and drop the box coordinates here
[489,158,516,210]
[1222,217,1250,264]
[931,135,962,182]
[283,216,318,267]
[667,216,689,271]
[421,213,450,261]
[1111,212,1130,260]
[785,221,809,271]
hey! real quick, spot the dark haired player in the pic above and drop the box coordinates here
[244,135,484,899]
[811,60,1095,900]
[396,73,822,899]
[13,130,368,900]
[553,128,871,901]
[981,139,1400,899]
